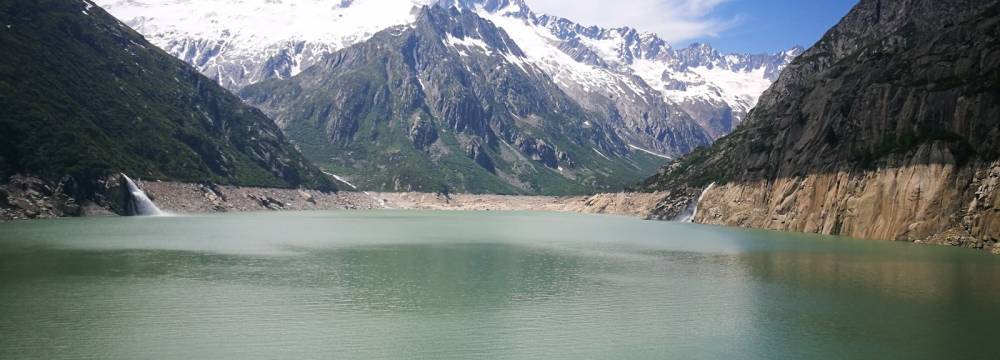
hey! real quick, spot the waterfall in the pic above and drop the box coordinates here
[121,174,164,216]
[674,182,715,223]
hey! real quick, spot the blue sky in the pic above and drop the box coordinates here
[527,0,859,54]
[686,0,858,53]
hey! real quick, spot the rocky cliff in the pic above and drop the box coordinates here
[0,0,336,208]
[643,0,1000,252]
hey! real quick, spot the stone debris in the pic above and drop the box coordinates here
[0,175,80,220]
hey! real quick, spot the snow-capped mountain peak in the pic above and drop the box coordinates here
[98,0,442,88]
[96,0,799,138]
[104,0,434,44]
[465,1,798,135]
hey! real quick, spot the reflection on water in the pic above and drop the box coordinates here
[737,250,1000,359]
[0,211,998,359]
[741,250,1000,305]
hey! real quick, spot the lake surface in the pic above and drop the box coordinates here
[1,211,998,359]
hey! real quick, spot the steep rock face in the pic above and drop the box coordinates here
[643,0,1000,250]
[243,7,683,194]
[693,157,1000,252]
[0,0,335,196]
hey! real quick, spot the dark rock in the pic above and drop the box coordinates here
[247,193,286,210]
[60,201,82,217]
[208,183,228,201]
[409,115,439,149]
[466,142,496,174]
[11,198,38,213]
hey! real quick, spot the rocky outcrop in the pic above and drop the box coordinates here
[0,175,81,220]
[0,173,143,219]
[643,0,1000,252]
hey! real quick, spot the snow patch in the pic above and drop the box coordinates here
[95,0,438,88]
[97,0,435,47]
[628,144,672,159]
[446,34,493,55]
[633,58,774,113]
[592,148,611,160]
[477,10,627,96]
[323,171,358,190]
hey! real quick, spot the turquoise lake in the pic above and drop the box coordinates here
[1,211,998,359]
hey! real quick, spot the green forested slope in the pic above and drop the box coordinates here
[0,0,335,191]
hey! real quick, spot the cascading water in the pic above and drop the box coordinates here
[121,174,163,216]
[674,182,715,223]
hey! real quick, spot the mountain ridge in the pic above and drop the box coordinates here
[0,0,336,202]
[96,0,800,138]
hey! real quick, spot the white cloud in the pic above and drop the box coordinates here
[525,0,738,44]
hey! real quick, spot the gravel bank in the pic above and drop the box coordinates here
[136,180,670,218]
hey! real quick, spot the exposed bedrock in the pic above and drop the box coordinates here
[642,0,1000,252]
[690,159,1000,253]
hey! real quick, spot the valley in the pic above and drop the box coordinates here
[1,0,997,252]
[97,0,799,194]
[2,1,1000,357]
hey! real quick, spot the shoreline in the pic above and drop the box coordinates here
[4,178,997,254]
[136,181,670,219]
[0,176,669,220]
[136,181,1000,255]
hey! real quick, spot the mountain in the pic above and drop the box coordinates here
[95,0,437,91]
[0,0,336,196]
[96,1,797,122]
[98,0,799,137]
[476,5,801,139]
[643,0,1000,250]
[242,6,691,194]
[96,0,799,193]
